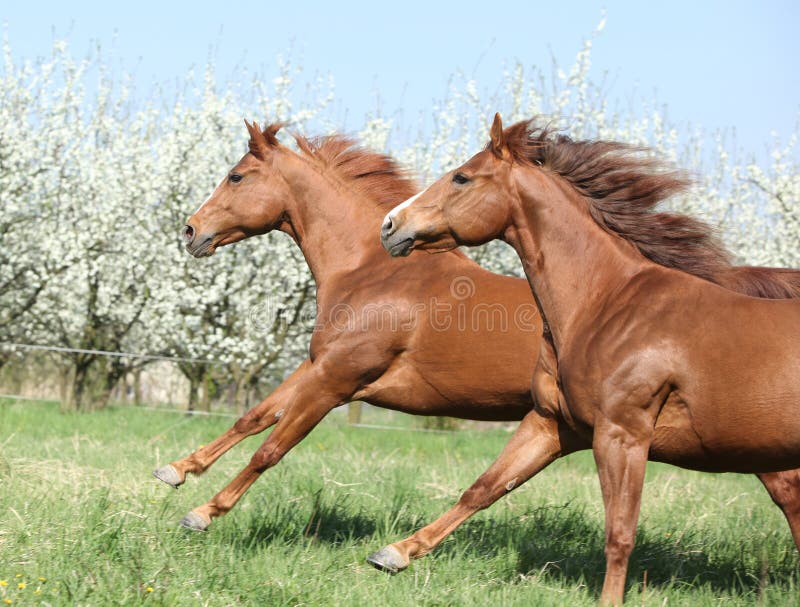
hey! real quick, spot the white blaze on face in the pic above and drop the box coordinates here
[194,178,225,214]
[383,186,429,228]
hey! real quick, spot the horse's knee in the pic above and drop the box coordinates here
[604,534,635,568]
[773,480,796,506]
[250,441,286,472]
[765,471,800,508]
[234,409,262,434]
[458,479,495,511]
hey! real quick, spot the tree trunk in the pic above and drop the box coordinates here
[225,381,236,410]
[234,369,258,415]
[187,375,199,415]
[68,361,92,412]
[199,370,212,413]
[133,368,142,405]
[179,362,209,416]
[97,359,126,410]
[60,365,75,412]
[234,380,248,416]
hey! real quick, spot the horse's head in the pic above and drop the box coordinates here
[182,121,293,257]
[380,113,516,257]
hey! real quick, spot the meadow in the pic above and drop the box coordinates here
[0,399,798,606]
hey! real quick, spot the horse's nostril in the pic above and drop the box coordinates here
[382,216,393,233]
[182,224,195,244]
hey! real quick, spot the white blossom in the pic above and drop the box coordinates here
[1,28,797,410]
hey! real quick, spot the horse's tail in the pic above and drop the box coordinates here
[717,266,800,300]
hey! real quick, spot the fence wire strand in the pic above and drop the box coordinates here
[0,394,456,434]
[0,342,215,364]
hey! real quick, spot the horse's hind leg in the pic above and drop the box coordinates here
[367,410,586,574]
[758,470,800,552]
[178,356,356,531]
[153,359,313,488]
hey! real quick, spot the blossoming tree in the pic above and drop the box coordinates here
[1,29,796,410]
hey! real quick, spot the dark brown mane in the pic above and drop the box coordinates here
[717,267,800,299]
[499,119,733,282]
[292,131,418,208]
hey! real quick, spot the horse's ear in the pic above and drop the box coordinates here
[489,112,505,158]
[245,120,283,160]
[245,119,270,160]
[263,123,283,146]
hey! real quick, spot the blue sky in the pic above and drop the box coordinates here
[3,1,798,157]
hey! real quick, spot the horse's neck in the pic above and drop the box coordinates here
[277,152,385,286]
[505,170,646,352]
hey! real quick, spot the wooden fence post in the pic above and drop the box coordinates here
[348,401,362,425]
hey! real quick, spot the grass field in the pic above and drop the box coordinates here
[0,399,798,606]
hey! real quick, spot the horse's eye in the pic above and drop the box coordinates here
[452,172,469,185]
[229,173,243,183]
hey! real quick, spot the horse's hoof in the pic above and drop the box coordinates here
[180,511,210,532]
[366,545,408,574]
[153,464,183,489]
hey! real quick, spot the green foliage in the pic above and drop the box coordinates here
[0,400,798,606]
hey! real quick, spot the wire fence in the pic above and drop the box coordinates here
[0,393,458,434]
[0,343,459,434]
[0,342,215,364]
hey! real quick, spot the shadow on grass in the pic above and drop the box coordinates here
[224,494,798,596]
[219,491,381,548]
[442,503,798,596]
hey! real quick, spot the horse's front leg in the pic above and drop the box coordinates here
[593,414,654,606]
[758,469,800,552]
[153,359,313,488]
[367,410,586,573]
[178,356,358,531]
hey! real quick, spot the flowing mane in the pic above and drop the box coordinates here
[718,266,800,299]
[500,120,732,282]
[291,130,418,208]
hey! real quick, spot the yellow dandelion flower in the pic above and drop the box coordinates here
[17,583,25,590]
[34,589,42,596]
[146,586,154,593]
[3,599,12,605]
[0,580,7,587]
[38,577,46,582]
[14,575,21,579]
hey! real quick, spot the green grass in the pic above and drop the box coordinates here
[0,399,798,606]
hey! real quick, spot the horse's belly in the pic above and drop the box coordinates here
[651,391,800,472]
[650,397,708,467]
[355,361,533,421]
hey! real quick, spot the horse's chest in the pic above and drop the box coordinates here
[548,345,612,430]
[532,366,596,435]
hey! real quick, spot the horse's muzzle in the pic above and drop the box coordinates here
[182,224,214,257]
[381,221,414,257]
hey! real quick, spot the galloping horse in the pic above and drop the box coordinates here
[157,121,800,590]
[380,113,800,604]
[155,121,542,531]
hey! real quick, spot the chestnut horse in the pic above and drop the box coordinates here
[158,121,800,587]
[156,121,543,532]
[380,113,800,604]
